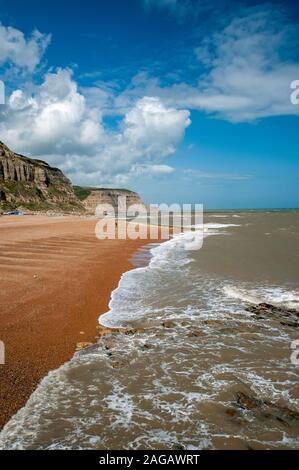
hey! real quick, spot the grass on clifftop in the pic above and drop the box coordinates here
[74,186,136,201]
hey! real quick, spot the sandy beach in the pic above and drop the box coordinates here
[0,215,151,429]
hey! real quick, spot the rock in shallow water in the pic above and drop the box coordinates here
[246,302,299,327]
[161,320,176,328]
[234,390,299,427]
[236,392,260,410]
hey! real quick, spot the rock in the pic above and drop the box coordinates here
[247,303,299,328]
[247,303,298,317]
[239,332,258,339]
[280,321,299,328]
[235,391,299,426]
[77,187,147,215]
[123,327,145,335]
[0,141,84,212]
[76,342,93,351]
[225,408,238,417]
[135,327,145,334]
[187,329,204,337]
[111,359,128,369]
[142,343,154,350]
[264,402,299,423]
[236,392,260,410]
[204,319,223,327]
[96,325,121,337]
[162,320,176,328]
[0,141,145,215]
[173,443,185,450]
[104,338,115,350]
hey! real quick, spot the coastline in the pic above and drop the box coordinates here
[0,212,298,449]
[0,215,153,430]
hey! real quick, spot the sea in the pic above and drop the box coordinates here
[0,210,298,450]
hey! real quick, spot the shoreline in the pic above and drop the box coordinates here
[1,212,299,449]
[0,215,154,429]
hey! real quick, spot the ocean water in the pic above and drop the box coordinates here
[0,211,299,450]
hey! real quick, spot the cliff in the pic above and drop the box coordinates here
[0,141,146,215]
[0,141,83,212]
[74,186,146,215]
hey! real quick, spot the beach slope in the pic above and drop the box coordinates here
[0,215,148,429]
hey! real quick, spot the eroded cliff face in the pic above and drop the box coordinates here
[74,187,146,215]
[0,142,84,212]
[0,141,146,215]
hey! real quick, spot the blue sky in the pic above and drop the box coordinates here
[0,0,298,208]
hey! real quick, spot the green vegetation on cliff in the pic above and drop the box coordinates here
[0,142,84,213]
[74,186,136,201]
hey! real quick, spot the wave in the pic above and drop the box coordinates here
[100,223,239,328]
[223,285,299,309]
[1,217,299,450]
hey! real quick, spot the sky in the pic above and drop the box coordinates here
[0,0,298,208]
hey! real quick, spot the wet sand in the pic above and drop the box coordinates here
[0,212,298,449]
[0,215,151,429]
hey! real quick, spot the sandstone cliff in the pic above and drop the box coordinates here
[0,141,146,215]
[0,142,84,212]
[74,186,146,215]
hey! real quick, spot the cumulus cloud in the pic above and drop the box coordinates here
[1,69,105,155]
[0,70,190,185]
[189,7,299,121]
[0,24,50,72]
[123,96,190,158]
[2,6,296,190]
[119,6,299,122]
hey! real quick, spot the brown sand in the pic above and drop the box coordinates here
[0,215,152,429]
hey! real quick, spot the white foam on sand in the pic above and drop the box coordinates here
[100,223,240,328]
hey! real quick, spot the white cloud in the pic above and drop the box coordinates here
[118,7,299,122]
[147,164,175,174]
[2,7,296,191]
[189,8,299,121]
[0,70,190,186]
[131,163,175,176]
[123,96,190,158]
[183,168,251,180]
[104,163,176,187]
[1,69,105,155]
[0,24,50,72]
